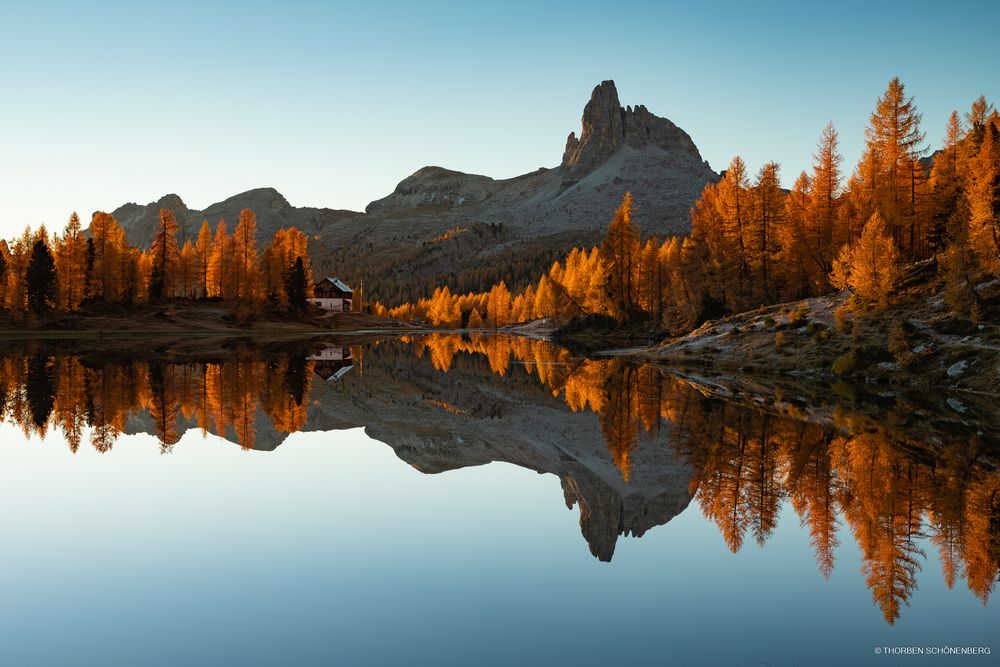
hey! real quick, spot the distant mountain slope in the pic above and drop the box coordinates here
[110,187,360,248]
[363,79,715,236]
[103,80,718,305]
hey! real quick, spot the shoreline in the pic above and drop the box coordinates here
[0,326,420,340]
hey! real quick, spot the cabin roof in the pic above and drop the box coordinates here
[315,276,353,293]
[313,363,354,382]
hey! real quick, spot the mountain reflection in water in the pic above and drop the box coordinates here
[0,333,997,625]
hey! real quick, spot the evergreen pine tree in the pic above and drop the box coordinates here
[0,251,7,308]
[284,256,308,312]
[25,353,55,428]
[26,238,57,314]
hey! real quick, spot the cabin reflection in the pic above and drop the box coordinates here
[308,346,354,381]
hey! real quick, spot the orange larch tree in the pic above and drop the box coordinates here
[600,192,640,319]
[207,219,230,298]
[56,212,87,311]
[830,211,899,306]
[195,220,213,297]
[149,208,180,299]
[230,208,259,302]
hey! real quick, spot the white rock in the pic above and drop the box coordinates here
[947,361,967,378]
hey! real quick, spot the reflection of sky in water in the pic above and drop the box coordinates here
[0,423,995,666]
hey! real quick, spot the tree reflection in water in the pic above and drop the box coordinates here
[399,334,1000,623]
[0,333,997,624]
[2,348,313,454]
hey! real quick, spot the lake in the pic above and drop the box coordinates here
[0,334,996,666]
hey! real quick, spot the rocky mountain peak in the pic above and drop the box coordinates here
[561,80,703,170]
[220,187,291,213]
[156,193,188,212]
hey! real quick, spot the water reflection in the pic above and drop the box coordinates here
[308,346,354,381]
[0,334,997,625]
[1,347,313,453]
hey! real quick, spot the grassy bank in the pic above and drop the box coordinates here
[639,275,1000,396]
[0,299,415,338]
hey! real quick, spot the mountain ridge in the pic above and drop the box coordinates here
[101,80,718,305]
[108,187,360,249]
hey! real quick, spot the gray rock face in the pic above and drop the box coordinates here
[561,80,626,169]
[562,81,703,170]
[362,80,717,240]
[365,166,500,215]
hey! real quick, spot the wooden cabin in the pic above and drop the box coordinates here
[310,276,353,312]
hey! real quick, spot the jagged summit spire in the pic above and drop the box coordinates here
[561,80,702,170]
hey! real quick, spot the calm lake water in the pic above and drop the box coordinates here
[0,334,996,666]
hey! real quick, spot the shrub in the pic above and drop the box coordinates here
[887,321,914,367]
[231,303,257,326]
[789,303,810,326]
[857,343,892,363]
[834,306,851,333]
[831,379,857,401]
[832,350,858,375]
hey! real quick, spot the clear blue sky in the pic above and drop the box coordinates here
[1,0,997,238]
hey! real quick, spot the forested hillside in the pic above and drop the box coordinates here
[0,207,313,318]
[383,79,1000,334]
